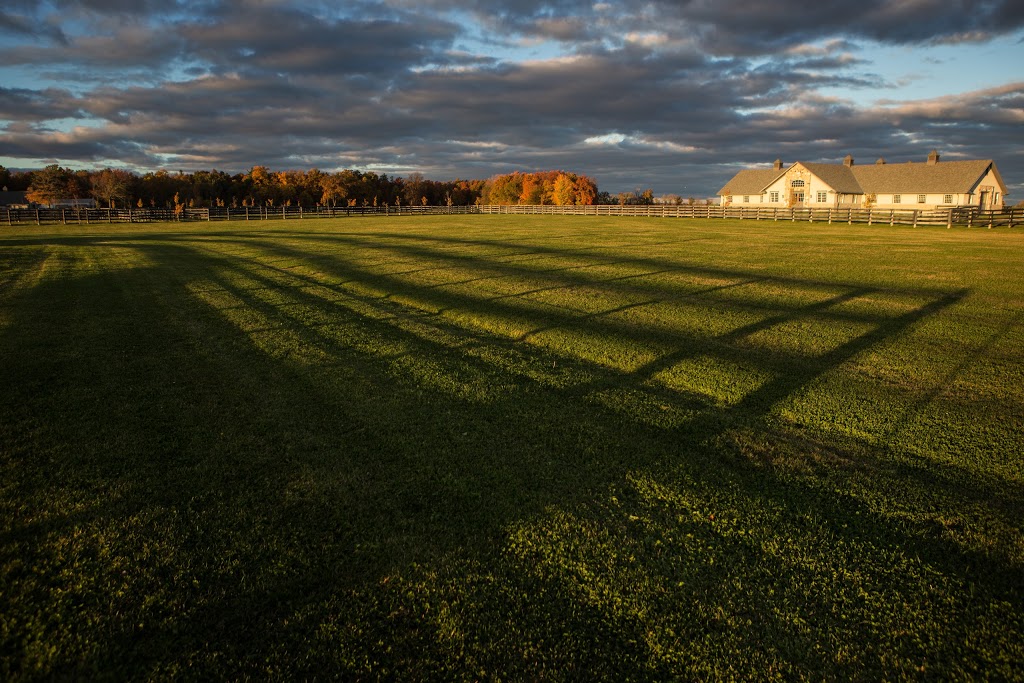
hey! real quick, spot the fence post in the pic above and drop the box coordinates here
[5,208,10,226]
[912,210,918,227]
[988,211,994,229]
[35,209,40,225]
[947,209,953,229]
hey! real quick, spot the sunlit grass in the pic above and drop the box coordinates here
[1,216,1022,679]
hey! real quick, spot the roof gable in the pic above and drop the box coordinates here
[799,163,863,194]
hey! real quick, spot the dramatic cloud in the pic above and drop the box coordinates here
[0,0,1022,198]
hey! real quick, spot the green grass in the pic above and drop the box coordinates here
[1,216,1022,680]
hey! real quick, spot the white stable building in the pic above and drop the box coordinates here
[718,151,1007,210]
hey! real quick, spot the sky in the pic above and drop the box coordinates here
[1,0,1023,199]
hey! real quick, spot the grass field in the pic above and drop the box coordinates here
[1,216,1022,680]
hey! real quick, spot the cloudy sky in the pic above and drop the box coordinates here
[1,0,1022,198]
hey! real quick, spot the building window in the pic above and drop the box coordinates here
[770,191,779,202]
[944,194,953,204]
[726,196,732,203]
[791,179,805,188]
[917,194,926,204]
[743,195,749,203]
[816,191,827,203]
[893,194,901,204]
[793,192,804,204]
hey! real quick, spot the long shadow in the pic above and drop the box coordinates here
[185,234,908,375]
[1,229,1020,677]
[156,234,1024,547]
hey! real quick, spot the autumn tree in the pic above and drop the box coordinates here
[319,173,348,207]
[90,168,135,208]
[573,174,598,205]
[484,171,597,205]
[484,172,524,205]
[26,164,73,206]
[138,170,180,207]
[67,170,91,204]
[520,174,545,204]
[245,165,273,205]
[18,162,579,209]
[552,173,576,206]
[402,172,430,207]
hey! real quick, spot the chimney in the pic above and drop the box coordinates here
[843,154,854,167]
[928,150,940,165]
[875,158,886,165]
[773,158,783,171]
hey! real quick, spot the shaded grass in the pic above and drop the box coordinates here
[1,216,1022,679]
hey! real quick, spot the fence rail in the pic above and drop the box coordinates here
[3,204,1020,228]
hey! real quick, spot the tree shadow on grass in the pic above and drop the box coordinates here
[1,228,1021,679]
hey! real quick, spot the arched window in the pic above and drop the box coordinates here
[790,179,805,188]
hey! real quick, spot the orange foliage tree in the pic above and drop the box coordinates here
[484,170,598,205]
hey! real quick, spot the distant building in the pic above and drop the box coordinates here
[718,151,1008,210]
[0,190,30,208]
[51,198,97,208]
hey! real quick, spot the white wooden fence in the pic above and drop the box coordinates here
[2,204,1020,228]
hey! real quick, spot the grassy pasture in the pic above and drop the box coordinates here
[1,216,1022,680]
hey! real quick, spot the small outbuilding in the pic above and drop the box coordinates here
[0,190,31,208]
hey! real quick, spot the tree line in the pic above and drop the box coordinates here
[1,164,632,209]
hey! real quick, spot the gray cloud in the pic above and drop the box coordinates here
[0,0,1021,200]
[0,87,84,121]
[0,10,68,44]
[397,0,1024,54]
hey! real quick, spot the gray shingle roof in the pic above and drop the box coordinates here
[850,160,999,194]
[717,169,782,196]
